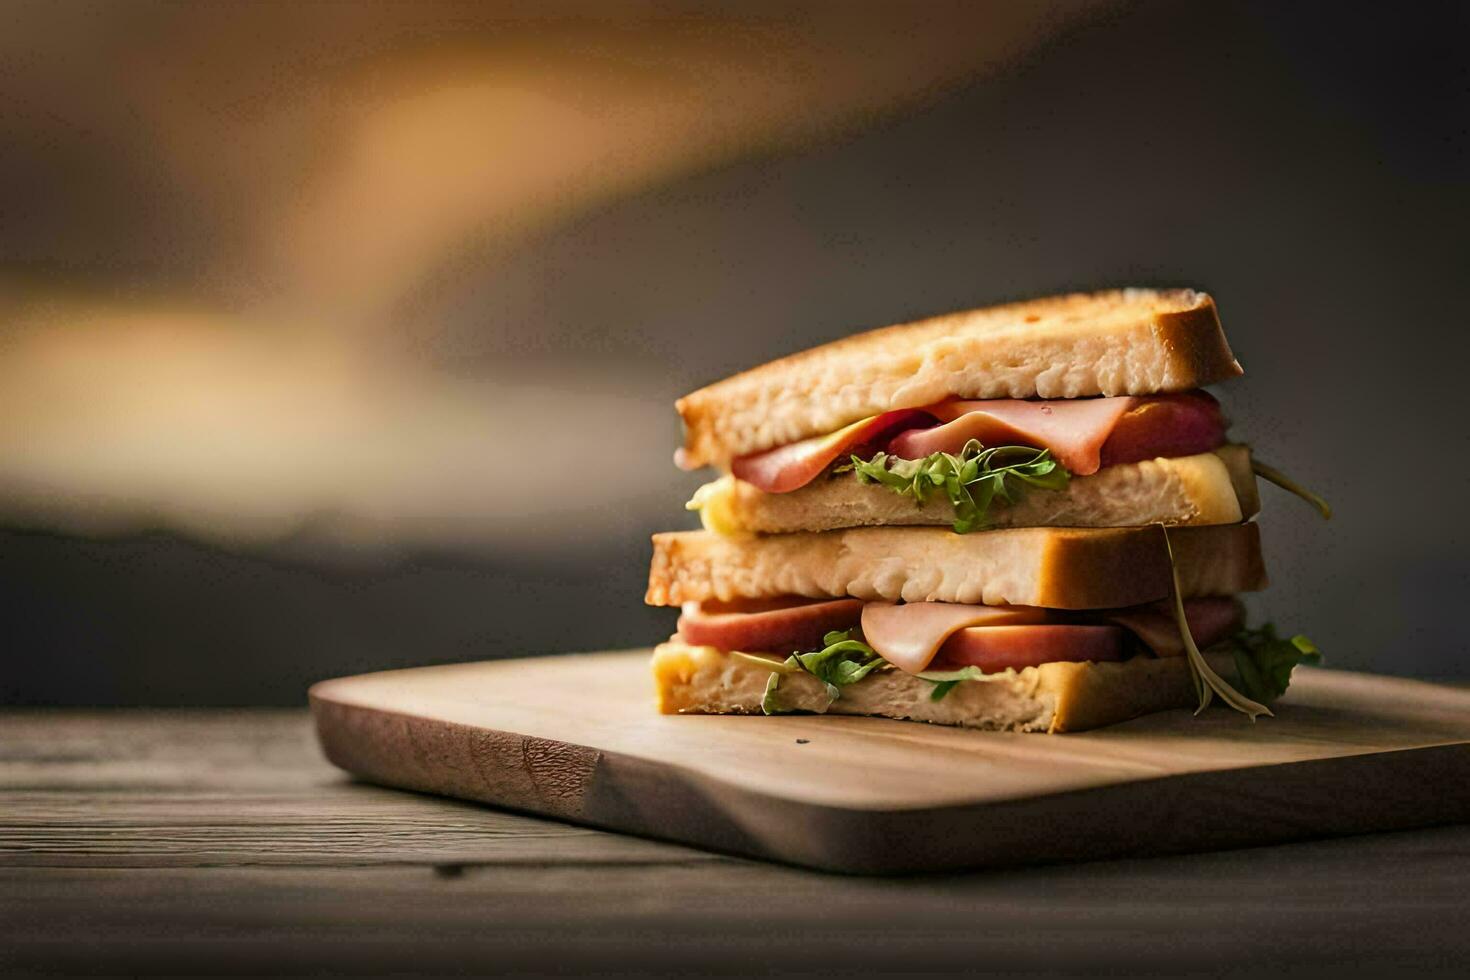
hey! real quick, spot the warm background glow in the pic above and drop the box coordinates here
[0,0,1093,553]
[2,1,1465,703]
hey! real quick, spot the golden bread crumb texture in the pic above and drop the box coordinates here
[695,446,1254,535]
[651,643,1223,733]
[646,523,1265,609]
[676,288,1242,469]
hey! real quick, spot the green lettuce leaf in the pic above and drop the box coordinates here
[760,670,785,715]
[850,439,1069,533]
[745,630,888,715]
[913,665,1015,701]
[738,610,1325,718]
[1227,625,1323,703]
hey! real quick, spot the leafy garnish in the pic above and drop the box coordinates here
[745,630,888,715]
[1227,625,1322,703]
[729,651,796,673]
[851,439,1070,533]
[760,669,785,715]
[726,652,800,713]
[1158,524,1274,720]
[1252,459,1332,520]
[914,665,1015,701]
[793,630,889,697]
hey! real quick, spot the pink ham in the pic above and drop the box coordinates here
[675,592,1242,675]
[676,597,864,654]
[860,596,1243,675]
[859,601,1048,673]
[1104,596,1243,658]
[1098,392,1226,468]
[888,397,1134,476]
[933,625,1125,673]
[886,392,1225,477]
[729,409,931,494]
[729,392,1225,493]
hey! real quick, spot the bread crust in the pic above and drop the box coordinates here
[651,643,1233,733]
[677,288,1242,469]
[646,523,1266,609]
[697,446,1255,535]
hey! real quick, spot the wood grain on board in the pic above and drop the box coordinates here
[309,651,1470,873]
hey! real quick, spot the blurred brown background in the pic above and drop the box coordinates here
[2,0,1466,704]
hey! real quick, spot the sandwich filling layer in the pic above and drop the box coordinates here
[692,446,1256,536]
[707,391,1238,534]
[676,595,1243,674]
[660,595,1317,729]
[730,391,1225,493]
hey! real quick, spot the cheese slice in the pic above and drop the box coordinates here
[859,601,1047,672]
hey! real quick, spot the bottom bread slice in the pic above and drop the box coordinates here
[652,642,1233,734]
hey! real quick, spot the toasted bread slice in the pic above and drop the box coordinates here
[677,288,1241,469]
[646,522,1265,609]
[652,642,1238,733]
[693,445,1256,536]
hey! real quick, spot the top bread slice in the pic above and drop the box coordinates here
[677,288,1241,469]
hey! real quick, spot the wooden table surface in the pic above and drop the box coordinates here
[4,710,1468,977]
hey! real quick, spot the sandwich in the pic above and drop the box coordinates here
[647,289,1325,732]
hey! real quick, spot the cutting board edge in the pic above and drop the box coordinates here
[306,663,1470,814]
[309,678,1470,874]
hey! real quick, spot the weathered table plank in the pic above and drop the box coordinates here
[0,709,701,869]
[3,710,1468,976]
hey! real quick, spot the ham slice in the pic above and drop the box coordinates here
[887,392,1225,477]
[730,392,1225,492]
[676,597,863,654]
[729,409,931,494]
[1098,392,1227,468]
[933,625,1125,672]
[676,593,1243,673]
[860,596,1242,674]
[859,601,1047,673]
[1104,596,1243,658]
[887,397,1136,476]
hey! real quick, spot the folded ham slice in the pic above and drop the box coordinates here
[729,409,931,494]
[862,597,1243,673]
[890,397,1134,475]
[858,601,1048,673]
[673,595,1243,673]
[888,392,1225,476]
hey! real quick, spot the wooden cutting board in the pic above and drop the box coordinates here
[309,652,1470,873]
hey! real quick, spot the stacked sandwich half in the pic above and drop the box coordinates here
[646,289,1322,733]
